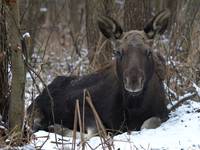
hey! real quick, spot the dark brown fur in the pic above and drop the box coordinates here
[28,9,170,134]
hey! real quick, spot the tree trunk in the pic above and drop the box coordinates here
[20,0,45,58]
[0,0,9,122]
[86,0,115,69]
[69,0,84,35]
[7,0,25,137]
[124,0,152,31]
[68,0,85,57]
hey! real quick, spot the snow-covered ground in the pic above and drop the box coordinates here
[24,100,200,150]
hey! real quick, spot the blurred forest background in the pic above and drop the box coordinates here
[0,0,200,146]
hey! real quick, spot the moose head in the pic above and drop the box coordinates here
[98,9,170,95]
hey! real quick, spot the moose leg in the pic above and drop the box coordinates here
[140,117,162,130]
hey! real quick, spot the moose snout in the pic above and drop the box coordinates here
[123,72,144,94]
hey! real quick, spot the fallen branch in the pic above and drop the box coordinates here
[169,92,197,112]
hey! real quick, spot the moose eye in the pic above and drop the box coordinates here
[146,49,152,57]
[113,50,123,58]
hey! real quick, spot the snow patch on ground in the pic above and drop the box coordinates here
[24,100,200,150]
[193,82,200,97]
[113,101,200,150]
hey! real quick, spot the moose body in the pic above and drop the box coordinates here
[28,10,170,134]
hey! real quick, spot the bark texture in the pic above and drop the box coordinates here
[86,0,115,69]
[0,0,9,122]
[7,0,26,136]
[124,0,151,31]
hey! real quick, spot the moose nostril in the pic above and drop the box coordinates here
[124,77,129,84]
[139,77,144,85]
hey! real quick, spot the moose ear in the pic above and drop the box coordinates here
[97,16,123,40]
[144,9,171,39]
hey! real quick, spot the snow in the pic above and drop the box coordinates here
[24,100,200,150]
[23,32,31,38]
[164,83,177,98]
[193,82,200,97]
[113,101,200,150]
[40,7,48,12]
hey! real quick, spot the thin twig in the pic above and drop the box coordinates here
[169,92,197,112]
[36,133,50,150]
[85,90,113,150]
[72,101,78,150]
[76,100,85,150]
[24,61,58,147]
[85,91,107,137]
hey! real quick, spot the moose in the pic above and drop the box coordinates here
[28,9,170,135]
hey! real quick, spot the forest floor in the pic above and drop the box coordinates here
[23,99,200,150]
